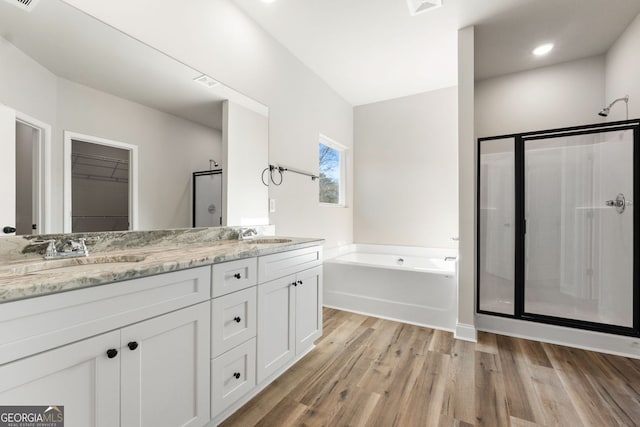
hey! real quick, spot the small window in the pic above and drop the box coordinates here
[319,135,346,206]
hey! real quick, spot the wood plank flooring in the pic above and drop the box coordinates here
[221,308,640,426]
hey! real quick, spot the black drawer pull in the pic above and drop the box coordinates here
[234,273,242,279]
[292,282,297,287]
[106,349,118,359]
[127,341,139,351]
[233,372,241,379]
[297,280,303,285]
[233,316,242,323]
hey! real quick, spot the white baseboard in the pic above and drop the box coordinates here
[454,322,477,342]
[323,303,455,333]
[476,314,640,359]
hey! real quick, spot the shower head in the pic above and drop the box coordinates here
[598,95,629,119]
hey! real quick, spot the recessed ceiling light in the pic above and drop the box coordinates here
[532,43,554,56]
[193,74,219,89]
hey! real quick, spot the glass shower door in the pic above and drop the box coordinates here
[523,128,635,329]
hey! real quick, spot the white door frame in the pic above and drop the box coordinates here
[63,131,139,233]
[16,111,52,234]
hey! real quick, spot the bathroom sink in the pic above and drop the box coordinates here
[250,238,293,244]
[5,254,147,275]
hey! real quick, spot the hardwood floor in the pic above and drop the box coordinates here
[221,308,640,426]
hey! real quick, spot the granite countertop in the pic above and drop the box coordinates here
[0,237,323,304]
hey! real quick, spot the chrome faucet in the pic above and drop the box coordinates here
[238,228,258,241]
[43,238,89,259]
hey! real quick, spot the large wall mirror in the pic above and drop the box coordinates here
[0,0,269,236]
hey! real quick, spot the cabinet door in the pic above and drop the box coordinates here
[295,266,323,354]
[257,274,296,383]
[0,331,120,427]
[120,302,210,427]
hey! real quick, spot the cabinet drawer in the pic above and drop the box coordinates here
[211,337,256,418]
[258,246,322,283]
[0,266,211,365]
[212,258,257,297]
[211,287,257,358]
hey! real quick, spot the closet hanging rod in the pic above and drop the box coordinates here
[270,164,319,181]
[72,152,129,165]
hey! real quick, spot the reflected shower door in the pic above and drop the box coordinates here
[193,170,223,227]
[523,128,634,328]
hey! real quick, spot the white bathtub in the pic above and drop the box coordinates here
[324,244,457,331]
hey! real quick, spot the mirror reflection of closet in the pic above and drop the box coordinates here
[65,133,138,233]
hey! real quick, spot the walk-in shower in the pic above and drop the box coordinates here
[478,119,639,336]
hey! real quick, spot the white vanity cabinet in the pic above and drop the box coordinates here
[210,258,258,419]
[209,245,323,424]
[256,247,322,383]
[0,267,212,427]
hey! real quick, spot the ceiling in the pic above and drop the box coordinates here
[232,0,640,106]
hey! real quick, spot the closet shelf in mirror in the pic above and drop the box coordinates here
[72,152,129,184]
[72,215,129,219]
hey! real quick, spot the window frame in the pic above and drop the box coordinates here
[318,134,347,208]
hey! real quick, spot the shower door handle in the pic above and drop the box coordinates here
[605,193,627,213]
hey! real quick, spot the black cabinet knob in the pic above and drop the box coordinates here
[297,280,303,285]
[127,341,139,351]
[234,273,242,279]
[292,282,297,287]
[2,226,16,234]
[106,349,118,359]
[233,316,242,323]
[233,372,241,379]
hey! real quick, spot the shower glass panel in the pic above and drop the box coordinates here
[479,137,515,315]
[523,129,634,327]
[193,170,223,227]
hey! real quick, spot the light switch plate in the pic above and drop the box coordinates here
[269,198,276,213]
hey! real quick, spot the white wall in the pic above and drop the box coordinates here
[62,0,354,249]
[606,13,640,121]
[475,56,606,138]
[457,26,476,337]
[223,101,269,226]
[353,87,458,248]
[0,37,57,132]
[0,37,222,231]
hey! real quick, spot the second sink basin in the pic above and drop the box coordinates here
[6,254,147,275]
[250,238,293,244]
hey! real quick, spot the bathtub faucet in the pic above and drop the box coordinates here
[444,256,457,262]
